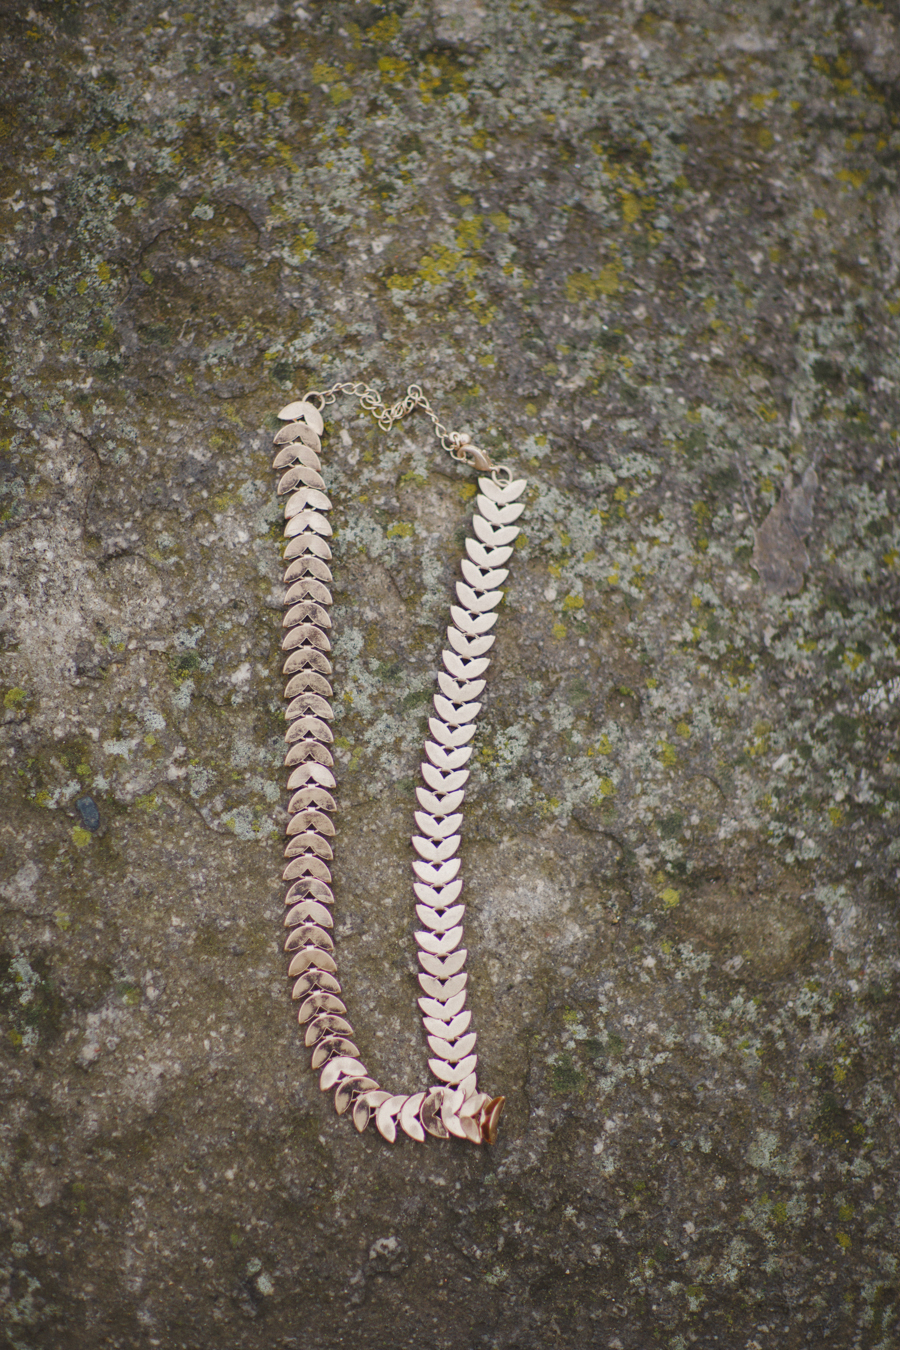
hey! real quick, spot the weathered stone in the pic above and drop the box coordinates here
[1,1,899,1346]
[751,466,818,596]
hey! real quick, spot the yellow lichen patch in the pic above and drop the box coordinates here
[620,192,642,225]
[378,56,409,82]
[455,216,483,250]
[386,521,415,538]
[291,229,317,262]
[386,272,416,290]
[660,887,681,909]
[836,168,867,190]
[467,299,497,326]
[71,826,92,848]
[566,263,623,300]
[418,246,463,285]
[367,13,401,41]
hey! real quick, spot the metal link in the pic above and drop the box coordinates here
[305,382,510,479]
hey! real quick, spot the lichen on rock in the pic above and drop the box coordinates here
[0,0,899,1346]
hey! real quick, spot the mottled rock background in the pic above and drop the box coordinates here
[1,0,899,1346]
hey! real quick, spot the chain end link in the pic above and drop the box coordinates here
[304,383,512,481]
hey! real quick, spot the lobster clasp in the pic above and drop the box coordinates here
[452,433,496,473]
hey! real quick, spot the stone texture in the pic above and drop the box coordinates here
[751,466,818,596]
[1,1,899,1347]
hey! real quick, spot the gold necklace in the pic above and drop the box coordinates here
[273,384,526,1146]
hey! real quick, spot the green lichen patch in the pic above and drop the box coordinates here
[0,951,64,1052]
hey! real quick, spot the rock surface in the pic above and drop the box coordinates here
[1,2,899,1347]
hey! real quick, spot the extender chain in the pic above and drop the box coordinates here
[271,383,526,1145]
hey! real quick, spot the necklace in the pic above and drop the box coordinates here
[272,383,526,1146]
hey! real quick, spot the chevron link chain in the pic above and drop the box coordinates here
[269,390,527,1145]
